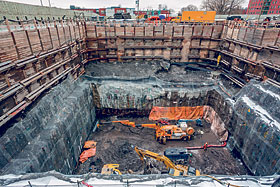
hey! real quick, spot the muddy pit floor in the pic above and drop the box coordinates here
[75,117,249,175]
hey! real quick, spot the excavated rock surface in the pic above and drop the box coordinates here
[85,61,213,83]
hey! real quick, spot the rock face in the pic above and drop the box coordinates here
[228,80,280,175]
[85,62,280,176]
[0,77,96,174]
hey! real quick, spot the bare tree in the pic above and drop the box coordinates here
[158,4,168,10]
[181,5,199,12]
[169,9,175,14]
[201,0,245,15]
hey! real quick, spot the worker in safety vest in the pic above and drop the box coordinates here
[203,142,208,151]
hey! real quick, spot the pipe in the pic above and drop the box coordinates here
[186,141,227,150]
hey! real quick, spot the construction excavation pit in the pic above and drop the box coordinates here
[0,16,280,186]
[74,61,249,176]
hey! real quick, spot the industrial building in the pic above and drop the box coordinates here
[0,1,279,187]
[70,5,135,18]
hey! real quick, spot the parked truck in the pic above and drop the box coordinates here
[114,12,131,19]
[171,11,216,23]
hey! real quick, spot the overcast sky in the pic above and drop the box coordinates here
[5,0,249,12]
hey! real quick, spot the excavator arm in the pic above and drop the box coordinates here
[112,120,160,129]
[134,146,177,171]
[112,120,136,128]
[134,146,200,176]
[136,123,160,129]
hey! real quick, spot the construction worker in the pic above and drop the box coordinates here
[203,142,208,151]
[217,55,221,67]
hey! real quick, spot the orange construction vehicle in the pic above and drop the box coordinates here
[145,16,161,23]
[110,120,195,144]
[134,146,200,176]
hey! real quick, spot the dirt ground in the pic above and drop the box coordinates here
[75,116,249,176]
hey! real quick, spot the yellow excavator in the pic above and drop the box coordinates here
[134,146,200,176]
[101,164,122,175]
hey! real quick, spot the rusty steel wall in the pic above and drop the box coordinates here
[85,23,224,63]
[84,21,280,88]
[0,19,88,127]
[2,20,280,128]
[220,22,280,86]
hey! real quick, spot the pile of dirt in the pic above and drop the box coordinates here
[75,117,249,175]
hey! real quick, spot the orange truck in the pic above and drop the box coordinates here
[145,16,161,23]
[171,11,216,23]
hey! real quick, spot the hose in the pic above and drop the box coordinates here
[186,141,227,150]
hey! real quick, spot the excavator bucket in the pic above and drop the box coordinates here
[101,164,122,175]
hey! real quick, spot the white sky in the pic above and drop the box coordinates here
[4,0,249,11]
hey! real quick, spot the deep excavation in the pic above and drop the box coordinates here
[0,3,279,185]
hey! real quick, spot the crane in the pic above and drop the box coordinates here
[110,120,195,144]
[134,146,200,176]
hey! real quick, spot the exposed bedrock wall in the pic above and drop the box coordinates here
[208,83,280,176]
[91,80,213,109]
[91,79,280,175]
[0,78,96,174]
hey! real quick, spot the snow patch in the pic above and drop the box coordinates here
[256,85,280,101]
[242,96,280,129]
[7,176,72,186]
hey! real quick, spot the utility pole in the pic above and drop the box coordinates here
[40,0,43,6]
[136,0,140,20]
[137,0,140,12]
[48,0,51,7]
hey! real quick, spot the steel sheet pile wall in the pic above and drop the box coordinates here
[0,19,88,127]
[85,22,223,63]
[220,22,280,86]
[0,78,96,174]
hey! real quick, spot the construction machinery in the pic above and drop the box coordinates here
[145,16,161,23]
[164,147,191,162]
[176,119,203,127]
[101,164,122,175]
[110,120,195,144]
[114,12,131,19]
[171,11,216,23]
[134,146,200,176]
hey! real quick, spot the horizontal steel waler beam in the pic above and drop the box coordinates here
[191,36,222,41]
[0,54,86,127]
[0,39,84,74]
[86,36,185,41]
[220,50,257,66]
[0,43,86,101]
[86,46,184,52]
